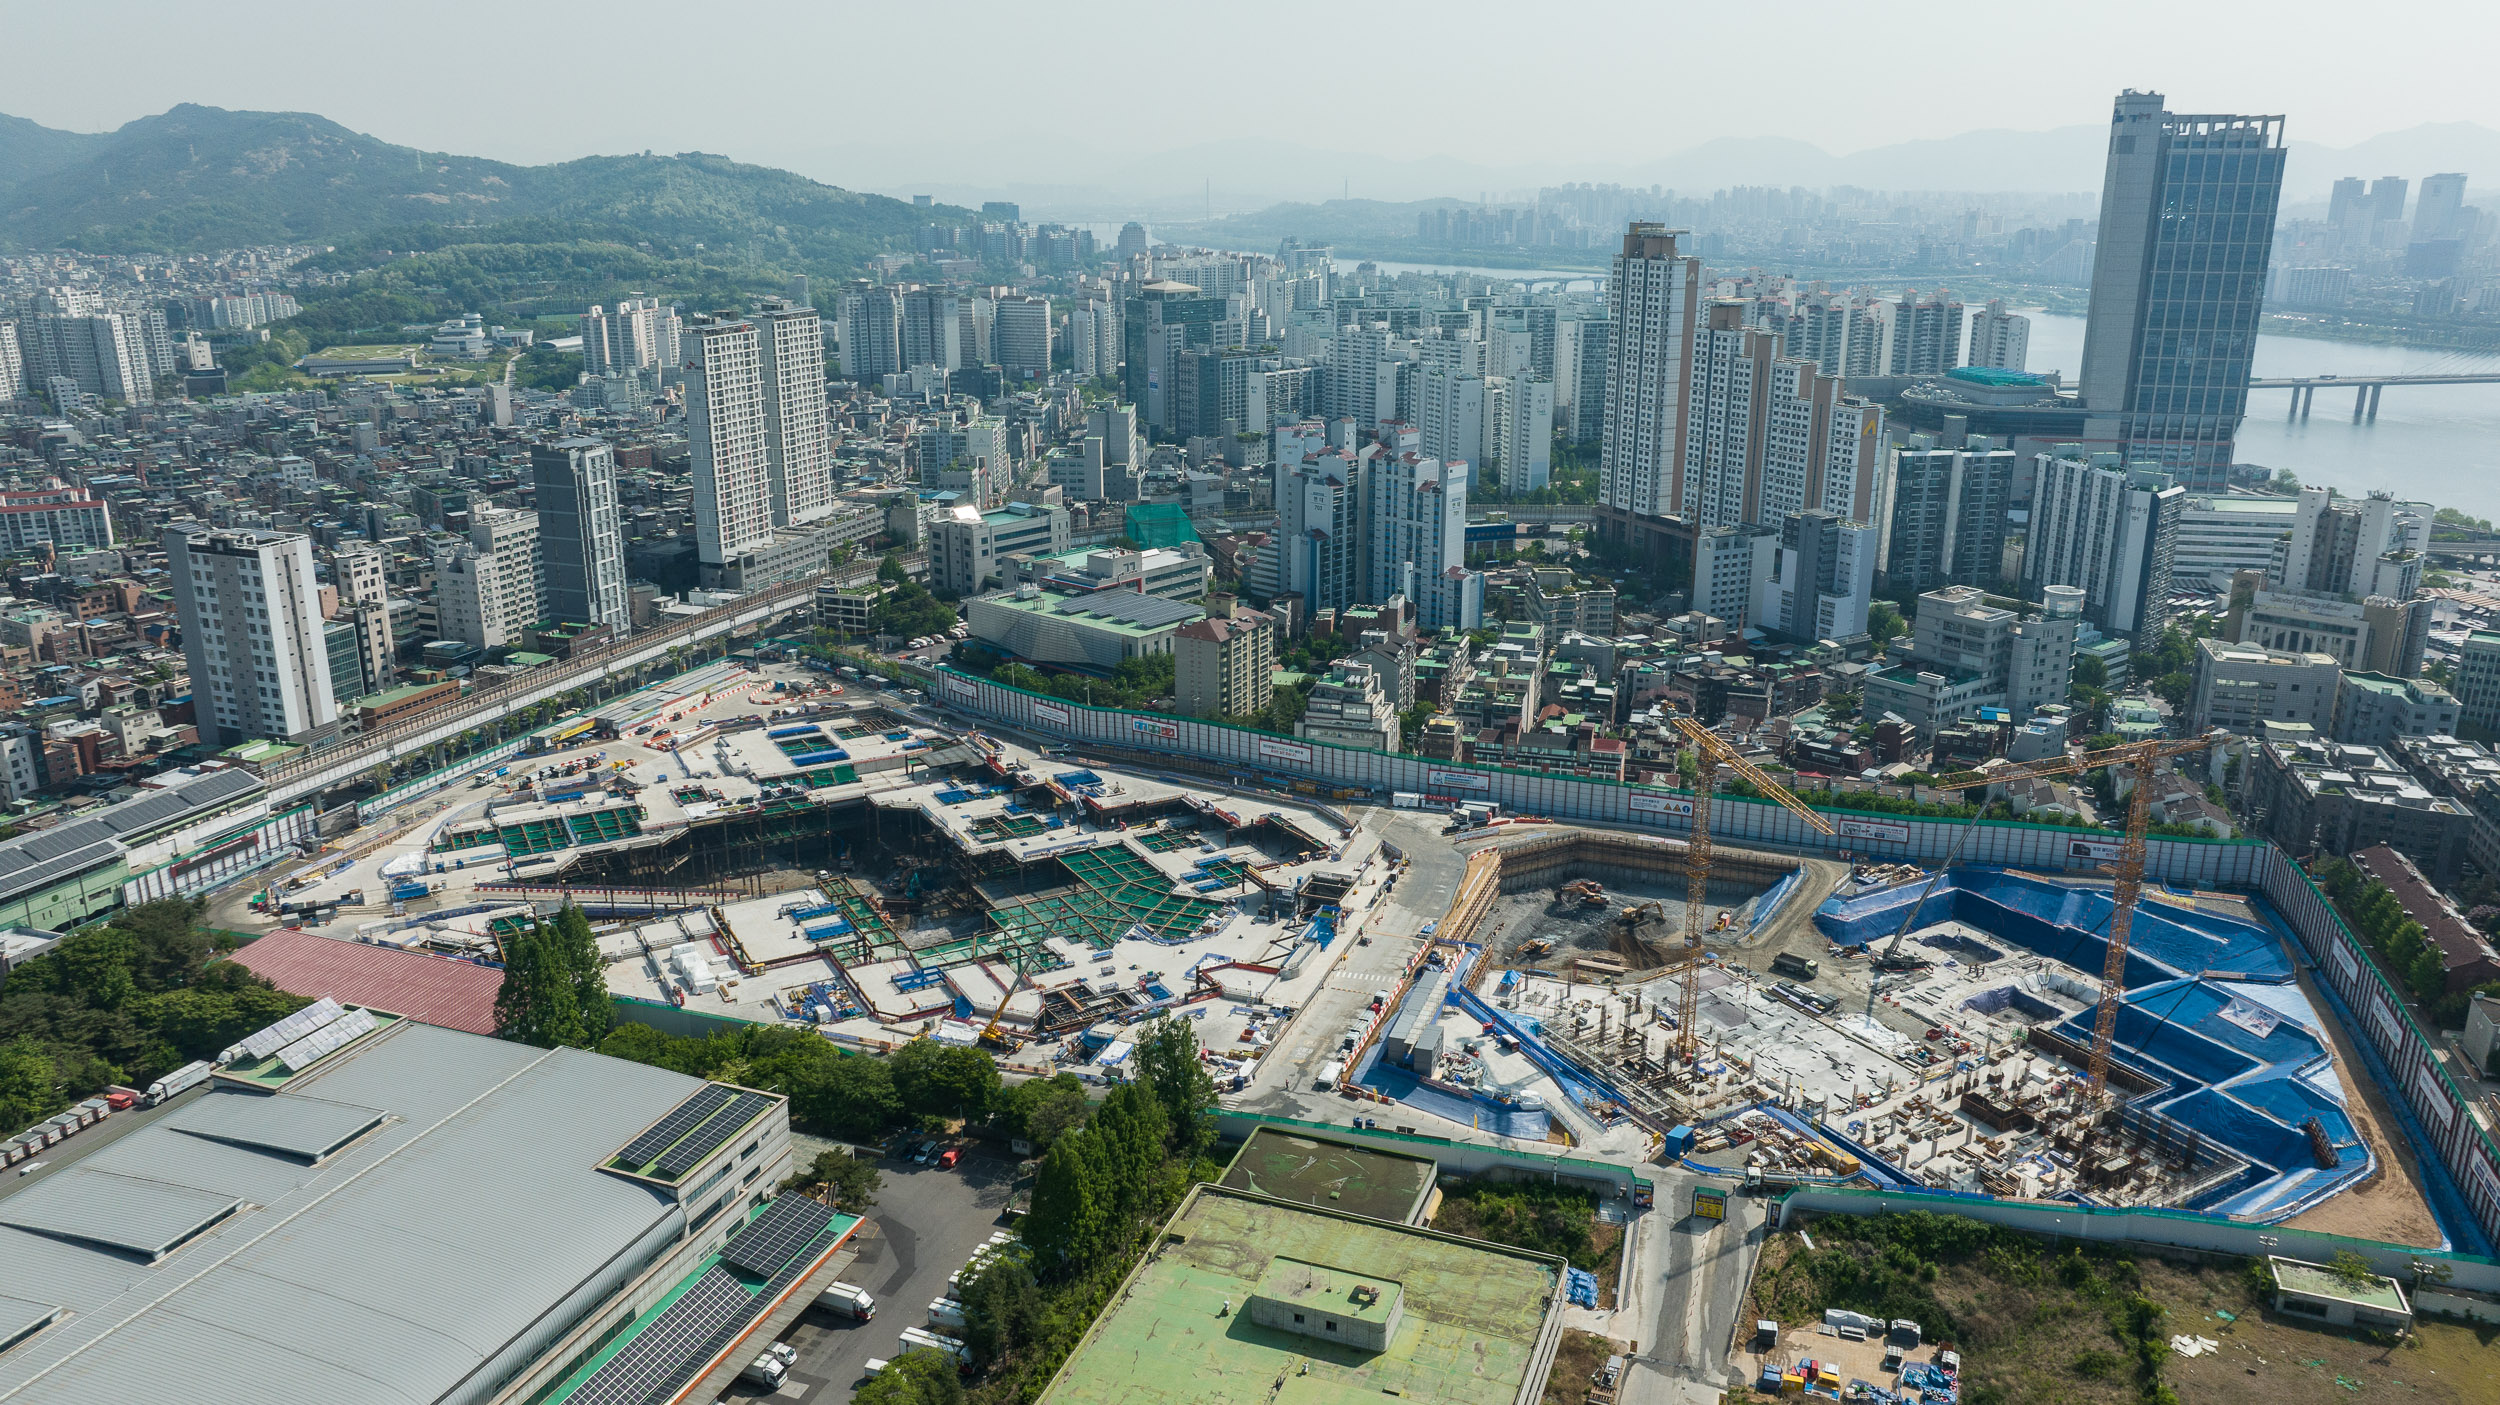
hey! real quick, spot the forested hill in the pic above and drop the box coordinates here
[0,104,957,265]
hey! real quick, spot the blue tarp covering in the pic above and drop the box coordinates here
[790,748,850,766]
[767,724,823,738]
[1816,868,2291,984]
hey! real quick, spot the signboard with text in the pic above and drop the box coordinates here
[1836,818,1910,844]
[1628,791,1694,817]
[1131,718,1179,741]
[1033,701,1072,727]
[1692,1185,1727,1221]
[1257,738,1314,765]
[1425,767,1493,794]
[2066,838,2122,862]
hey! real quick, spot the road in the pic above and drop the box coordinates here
[720,1145,1017,1401]
[1618,1172,1772,1403]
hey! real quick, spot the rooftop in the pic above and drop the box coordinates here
[1037,1185,1561,1405]
[2269,1257,2409,1313]
[1217,1127,1436,1223]
[224,926,505,1035]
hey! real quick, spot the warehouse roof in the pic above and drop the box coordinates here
[225,927,505,1035]
[0,1021,754,1405]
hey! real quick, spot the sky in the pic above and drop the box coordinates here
[4,0,2494,202]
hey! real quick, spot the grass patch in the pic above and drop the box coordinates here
[1431,1178,1621,1307]
[1541,1329,1622,1405]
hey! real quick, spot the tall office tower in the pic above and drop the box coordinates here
[2368,176,2410,230]
[1116,222,1150,260]
[581,297,681,376]
[2415,173,2469,242]
[2020,449,2185,637]
[2079,91,2285,490]
[900,288,962,371]
[836,283,903,381]
[533,439,629,634]
[167,526,340,748]
[2327,177,2370,233]
[22,310,153,404]
[993,294,1052,380]
[751,297,833,526]
[469,508,545,626]
[333,543,393,694]
[1873,435,2015,595]
[1882,289,1963,375]
[1757,510,1877,642]
[960,294,996,366]
[1125,280,1234,436]
[682,316,774,582]
[1502,378,1555,495]
[1598,224,1703,519]
[0,320,20,397]
[1086,403,1144,495]
[1268,431,1368,615]
[1364,451,1482,631]
[1568,319,1610,442]
[1966,298,2030,371]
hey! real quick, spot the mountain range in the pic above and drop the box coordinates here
[0,105,952,263]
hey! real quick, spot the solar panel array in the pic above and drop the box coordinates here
[719,1195,836,1277]
[562,1267,752,1405]
[273,1007,378,1073]
[650,1092,772,1181]
[236,997,345,1061]
[614,1084,733,1169]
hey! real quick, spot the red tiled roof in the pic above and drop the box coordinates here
[227,926,504,1035]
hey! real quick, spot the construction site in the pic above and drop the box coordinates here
[1331,725,2435,1238]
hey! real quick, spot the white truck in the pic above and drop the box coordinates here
[927,1298,967,1331]
[739,1355,787,1388]
[144,1061,213,1107]
[897,1327,968,1365]
[1315,1059,1346,1090]
[817,1281,878,1320]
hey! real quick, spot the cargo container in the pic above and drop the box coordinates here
[144,1060,213,1107]
[897,1327,968,1364]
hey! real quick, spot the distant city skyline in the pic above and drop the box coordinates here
[2,0,2494,208]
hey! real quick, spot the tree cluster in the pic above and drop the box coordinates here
[0,899,308,1135]
[494,904,612,1049]
[989,653,1174,712]
[2316,857,2500,1026]
[595,1022,1001,1140]
[871,579,960,640]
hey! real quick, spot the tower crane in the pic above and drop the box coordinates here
[1918,730,2232,1102]
[1667,717,1835,1060]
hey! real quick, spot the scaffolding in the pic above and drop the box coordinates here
[1059,843,1226,938]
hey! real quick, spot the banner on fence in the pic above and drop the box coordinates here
[2332,941,2359,984]
[1628,791,1694,816]
[2067,837,2122,862]
[1426,766,1492,794]
[1132,718,1179,741]
[1034,701,1072,726]
[1837,817,1910,843]
[943,674,978,701]
[2417,1065,2458,1133]
[1257,738,1314,765]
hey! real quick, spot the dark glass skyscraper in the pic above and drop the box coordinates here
[2079,91,2286,492]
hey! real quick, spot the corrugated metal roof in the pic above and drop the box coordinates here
[159,1092,387,1162]
[95,768,263,840]
[0,1022,732,1405]
[225,928,503,1035]
[0,1168,240,1260]
[0,1297,56,1353]
[0,825,120,904]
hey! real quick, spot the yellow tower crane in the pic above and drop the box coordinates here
[1920,730,2232,1102]
[1667,717,1835,1060]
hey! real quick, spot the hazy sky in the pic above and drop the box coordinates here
[4,0,2491,182]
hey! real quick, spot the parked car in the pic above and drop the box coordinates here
[936,1147,961,1170]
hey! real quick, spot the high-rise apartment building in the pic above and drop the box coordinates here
[682,315,774,582]
[469,508,544,628]
[837,283,903,381]
[434,547,532,651]
[1268,423,1366,617]
[1675,301,1884,538]
[1501,377,1556,495]
[900,287,963,371]
[1125,281,1237,437]
[580,297,681,376]
[168,527,340,748]
[22,310,153,404]
[2020,449,2185,637]
[2079,91,2286,489]
[533,438,630,635]
[1757,510,1877,643]
[1598,224,1703,520]
[751,297,833,527]
[333,542,393,696]
[2277,487,2426,602]
[1966,299,2030,371]
[1883,289,1963,376]
[1874,435,2014,594]
[0,481,113,552]
[994,294,1052,380]
[0,321,21,398]
[1175,601,1274,720]
[1364,450,1482,633]
[1069,299,1119,380]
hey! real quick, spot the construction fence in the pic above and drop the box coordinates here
[930,666,2500,1256]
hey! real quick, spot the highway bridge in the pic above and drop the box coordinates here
[2251,371,2500,423]
[257,555,917,810]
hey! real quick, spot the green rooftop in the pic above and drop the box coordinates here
[220,737,302,765]
[1219,1127,1436,1223]
[2270,1257,2409,1312]
[355,681,452,709]
[1037,1185,1561,1405]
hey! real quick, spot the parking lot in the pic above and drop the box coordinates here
[719,1142,1021,1401]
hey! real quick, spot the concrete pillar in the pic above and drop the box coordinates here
[2367,384,2383,423]
[2354,385,2369,423]
[2288,387,2299,421]
[2299,386,2313,421]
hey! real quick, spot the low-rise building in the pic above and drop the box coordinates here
[1298,659,1400,753]
[964,587,1197,673]
[1014,543,1211,601]
[2250,736,2469,885]
[2267,1257,2413,1332]
[1174,600,1273,719]
[929,501,1070,596]
[2333,670,2460,748]
[2351,843,2500,994]
[2188,639,2340,735]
